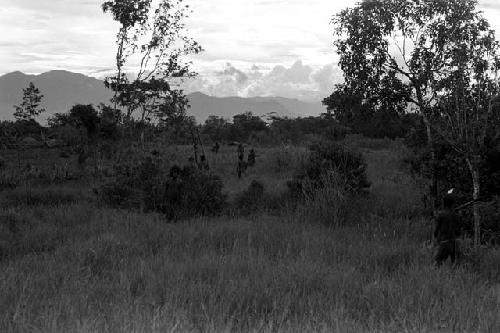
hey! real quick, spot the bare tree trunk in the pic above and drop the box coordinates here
[467,156,481,248]
[422,114,439,209]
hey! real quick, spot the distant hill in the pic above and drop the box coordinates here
[0,71,326,124]
[186,92,325,123]
[0,70,113,123]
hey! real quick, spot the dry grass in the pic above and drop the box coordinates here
[1,207,499,332]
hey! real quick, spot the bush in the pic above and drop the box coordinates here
[287,140,370,200]
[99,154,165,210]
[159,167,227,220]
[234,180,266,215]
[99,156,227,220]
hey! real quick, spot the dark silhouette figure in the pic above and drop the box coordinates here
[248,148,256,167]
[77,146,88,167]
[199,154,209,171]
[169,165,182,180]
[237,154,247,179]
[212,141,220,154]
[434,195,462,266]
[162,165,184,221]
[237,143,244,160]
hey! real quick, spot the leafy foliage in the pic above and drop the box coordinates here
[49,104,100,140]
[326,0,499,123]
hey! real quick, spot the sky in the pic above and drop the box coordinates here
[1,0,500,102]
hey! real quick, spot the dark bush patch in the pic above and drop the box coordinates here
[287,140,370,200]
[99,156,227,220]
[159,167,227,220]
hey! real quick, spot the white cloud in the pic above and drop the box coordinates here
[183,60,342,102]
[0,0,117,75]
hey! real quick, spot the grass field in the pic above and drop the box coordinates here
[1,137,500,332]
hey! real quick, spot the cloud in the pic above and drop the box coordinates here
[479,0,500,11]
[0,0,117,76]
[312,64,342,94]
[184,60,343,102]
[218,63,249,85]
[267,60,313,84]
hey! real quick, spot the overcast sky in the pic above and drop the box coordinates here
[1,0,500,101]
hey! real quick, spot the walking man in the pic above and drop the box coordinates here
[434,194,462,266]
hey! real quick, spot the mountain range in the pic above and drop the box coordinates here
[0,70,326,124]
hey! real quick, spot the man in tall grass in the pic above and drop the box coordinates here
[434,195,462,266]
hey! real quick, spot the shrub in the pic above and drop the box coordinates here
[99,156,227,220]
[159,167,227,220]
[234,180,266,215]
[99,154,164,209]
[287,140,370,200]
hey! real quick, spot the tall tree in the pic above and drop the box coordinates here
[327,0,500,246]
[13,82,46,121]
[102,0,202,124]
[326,0,497,209]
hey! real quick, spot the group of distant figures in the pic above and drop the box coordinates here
[208,141,257,178]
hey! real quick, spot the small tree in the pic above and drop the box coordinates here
[13,82,45,121]
[102,0,202,125]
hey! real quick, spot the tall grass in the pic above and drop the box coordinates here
[289,172,349,227]
[0,206,499,332]
[1,142,499,332]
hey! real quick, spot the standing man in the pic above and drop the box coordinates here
[237,142,244,160]
[248,148,256,167]
[212,141,220,154]
[434,194,462,266]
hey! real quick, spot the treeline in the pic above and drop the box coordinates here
[0,106,354,147]
[0,104,121,146]
[200,112,349,145]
